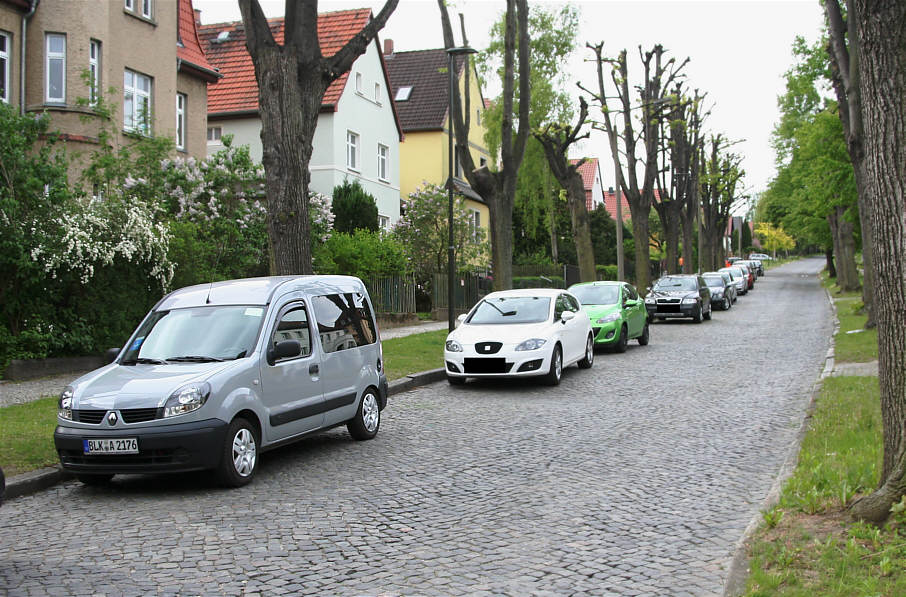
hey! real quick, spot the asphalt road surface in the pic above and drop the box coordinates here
[0,258,832,596]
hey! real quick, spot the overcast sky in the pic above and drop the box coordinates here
[194,0,825,208]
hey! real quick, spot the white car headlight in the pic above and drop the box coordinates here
[596,313,621,324]
[58,386,73,420]
[445,340,463,352]
[682,297,698,304]
[163,382,210,418]
[515,338,547,351]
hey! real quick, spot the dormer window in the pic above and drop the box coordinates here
[395,86,412,102]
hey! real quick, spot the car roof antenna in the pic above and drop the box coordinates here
[205,241,227,305]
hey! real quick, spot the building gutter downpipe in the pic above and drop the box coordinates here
[20,0,39,115]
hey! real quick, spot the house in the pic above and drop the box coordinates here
[198,10,403,229]
[0,0,217,174]
[384,43,491,240]
[602,188,632,223]
[569,158,604,211]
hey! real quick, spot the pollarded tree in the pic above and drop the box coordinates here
[534,97,596,282]
[438,0,530,290]
[699,136,744,271]
[238,0,398,275]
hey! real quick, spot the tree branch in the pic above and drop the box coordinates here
[327,0,399,81]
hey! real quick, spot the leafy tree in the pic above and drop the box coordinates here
[238,0,398,275]
[588,205,632,267]
[314,230,408,279]
[393,183,489,277]
[754,223,795,257]
[330,179,378,234]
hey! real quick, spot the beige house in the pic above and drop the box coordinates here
[0,0,217,183]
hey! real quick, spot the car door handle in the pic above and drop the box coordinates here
[309,364,319,375]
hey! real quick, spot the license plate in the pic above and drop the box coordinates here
[83,438,138,455]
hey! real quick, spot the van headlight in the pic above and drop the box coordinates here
[163,382,211,418]
[58,387,74,420]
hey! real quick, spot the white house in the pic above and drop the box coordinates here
[570,158,605,211]
[198,9,403,228]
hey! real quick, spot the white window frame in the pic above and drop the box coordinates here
[377,143,389,182]
[346,130,359,171]
[45,33,66,104]
[207,125,222,144]
[89,40,100,106]
[141,0,152,19]
[176,93,186,150]
[374,82,381,103]
[124,69,152,135]
[124,0,134,10]
[0,31,9,104]
[395,86,412,102]
[378,215,390,231]
[355,72,363,94]
[469,208,481,240]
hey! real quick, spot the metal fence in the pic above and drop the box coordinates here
[432,272,491,311]
[363,275,417,314]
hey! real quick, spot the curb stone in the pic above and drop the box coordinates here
[722,283,838,596]
[3,367,447,502]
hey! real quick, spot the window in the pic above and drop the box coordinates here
[479,156,488,168]
[207,126,222,143]
[346,131,359,170]
[89,40,100,105]
[374,82,381,103]
[377,144,388,181]
[124,69,151,134]
[312,293,377,353]
[271,305,312,361]
[45,34,66,104]
[124,0,133,10]
[378,215,390,231]
[141,0,152,19]
[0,32,9,104]
[454,155,462,178]
[477,109,481,125]
[355,72,362,94]
[394,86,412,101]
[469,209,481,240]
[175,93,186,150]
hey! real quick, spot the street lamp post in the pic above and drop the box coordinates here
[446,46,477,333]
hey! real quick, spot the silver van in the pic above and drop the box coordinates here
[54,276,388,487]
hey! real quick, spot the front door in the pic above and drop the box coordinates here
[259,302,324,442]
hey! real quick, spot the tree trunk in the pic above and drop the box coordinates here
[852,163,877,327]
[828,207,859,291]
[848,0,906,525]
[682,211,695,274]
[632,215,651,290]
[565,175,596,282]
[825,248,837,278]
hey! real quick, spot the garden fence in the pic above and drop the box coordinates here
[363,275,417,314]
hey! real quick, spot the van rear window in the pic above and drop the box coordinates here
[312,293,377,353]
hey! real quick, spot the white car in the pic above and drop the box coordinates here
[444,288,595,386]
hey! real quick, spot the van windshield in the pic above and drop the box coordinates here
[121,306,265,364]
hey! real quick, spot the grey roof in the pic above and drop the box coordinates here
[384,49,467,131]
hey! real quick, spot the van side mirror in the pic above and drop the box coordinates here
[267,340,302,366]
[105,347,121,364]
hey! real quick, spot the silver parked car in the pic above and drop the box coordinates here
[54,276,388,487]
[719,266,749,296]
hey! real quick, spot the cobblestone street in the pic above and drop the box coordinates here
[0,259,832,596]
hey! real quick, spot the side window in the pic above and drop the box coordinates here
[271,305,312,361]
[312,293,377,354]
[566,294,580,312]
[554,295,568,320]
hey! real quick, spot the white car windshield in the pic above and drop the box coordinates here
[467,297,551,324]
[122,306,265,363]
[570,285,620,306]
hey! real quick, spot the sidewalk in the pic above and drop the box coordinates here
[0,320,448,409]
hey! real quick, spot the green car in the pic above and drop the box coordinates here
[568,281,650,352]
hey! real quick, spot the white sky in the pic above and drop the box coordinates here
[194,0,825,206]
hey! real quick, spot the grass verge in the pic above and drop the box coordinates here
[0,329,448,477]
[0,396,61,477]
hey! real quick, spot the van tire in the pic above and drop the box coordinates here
[347,389,380,441]
[217,417,259,488]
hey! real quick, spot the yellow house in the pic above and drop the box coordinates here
[384,42,491,241]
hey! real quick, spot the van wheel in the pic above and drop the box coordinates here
[217,417,258,488]
[77,474,114,486]
[348,389,380,440]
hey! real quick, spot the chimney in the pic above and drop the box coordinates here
[194,9,202,26]
[384,38,394,57]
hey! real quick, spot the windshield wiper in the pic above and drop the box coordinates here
[121,357,167,365]
[166,355,224,363]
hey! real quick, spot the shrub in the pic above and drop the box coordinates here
[596,265,619,280]
[331,179,378,234]
[314,230,409,279]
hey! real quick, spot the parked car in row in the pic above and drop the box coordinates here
[749,252,772,261]
[703,273,734,310]
[568,281,650,352]
[55,276,388,488]
[444,289,594,386]
[645,274,712,323]
[723,264,753,292]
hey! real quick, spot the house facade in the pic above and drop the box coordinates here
[603,188,632,223]
[384,44,491,240]
[0,0,216,177]
[199,10,403,229]
[570,158,605,211]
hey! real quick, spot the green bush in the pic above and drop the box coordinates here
[596,265,619,280]
[512,275,564,289]
[314,230,409,279]
[331,179,378,233]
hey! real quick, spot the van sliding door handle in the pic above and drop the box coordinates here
[309,364,319,375]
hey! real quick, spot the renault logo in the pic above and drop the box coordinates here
[107,411,118,426]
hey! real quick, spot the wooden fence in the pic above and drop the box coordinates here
[363,275,417,314]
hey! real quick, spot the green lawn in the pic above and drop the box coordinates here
[0,329,448,477]
[833,297,878,363]
[745,376,906,596]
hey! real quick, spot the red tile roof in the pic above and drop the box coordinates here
[569,158,601,211]
[177,0,219,82]
[603,190,632,223]
[199,9,372,115]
